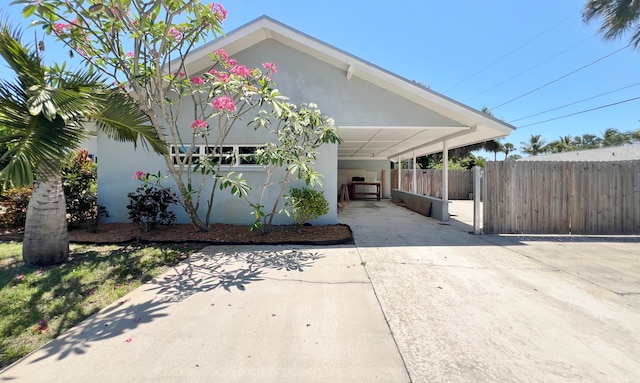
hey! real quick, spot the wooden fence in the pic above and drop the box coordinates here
[390,169,473,200]
[483,161,640,235]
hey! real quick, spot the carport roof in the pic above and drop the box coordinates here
[184,16,516,160]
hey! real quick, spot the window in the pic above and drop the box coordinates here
[171,145,201,165]
[170,144,262,167]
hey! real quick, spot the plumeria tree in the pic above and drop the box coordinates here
[16,0,340,231]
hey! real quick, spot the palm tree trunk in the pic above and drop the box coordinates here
[22,168,69,266]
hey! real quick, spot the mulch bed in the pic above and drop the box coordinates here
[1,223,354,246]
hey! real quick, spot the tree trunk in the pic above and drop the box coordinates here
[22,173,69,266]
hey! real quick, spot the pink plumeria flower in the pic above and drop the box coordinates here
[212,95,236,113]
[214,48,228,61]
[209,3,227,21]
[216,72,230,82]
[53,22,69,35]
[126,51,134,58]
[133,171,146,180]
[16,274,25,281]
[226,58,237,67]
[230,65,252,78]
[191,119,208,130]
[190,76,204,85]
[168,27,183,41]
[262,62,277,74]
[125,337,132,343]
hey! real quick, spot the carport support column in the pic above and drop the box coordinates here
[397,155,402,190]
[441,140,450,221]
[412,151,417,194]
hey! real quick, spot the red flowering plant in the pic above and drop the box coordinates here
[17,1,340,232]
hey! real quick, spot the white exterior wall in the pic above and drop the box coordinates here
[97,39,342,225]
[99,37,456,225]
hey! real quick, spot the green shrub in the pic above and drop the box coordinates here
[0,149,106,231]
[284,187,329,225]
[61,149,107,231]
[0,186,33,229]
[126,184,179,232]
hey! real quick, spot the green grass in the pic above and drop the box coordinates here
[0,241,206,369]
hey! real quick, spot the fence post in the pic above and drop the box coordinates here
[473,166,483,234]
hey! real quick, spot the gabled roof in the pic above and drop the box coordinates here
[518,143,640,162]
[183,16,516,160]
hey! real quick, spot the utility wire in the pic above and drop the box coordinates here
[509,82,640,123]
[491,44,630,110]
[465,35,596,102]
[445,10,579,92]
[518,96,640,128]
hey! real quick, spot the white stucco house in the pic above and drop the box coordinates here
[97,16,515,226]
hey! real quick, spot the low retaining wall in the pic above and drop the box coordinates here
[391,189,449,221]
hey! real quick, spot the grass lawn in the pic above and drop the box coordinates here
[0,241,206,369]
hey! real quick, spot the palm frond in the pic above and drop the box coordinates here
[0,20,45,89]
[94,91,168,155]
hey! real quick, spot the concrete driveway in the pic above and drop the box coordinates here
[2,200,639,382]
[339,200,640,382]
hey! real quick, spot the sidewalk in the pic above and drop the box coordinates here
[0,245,409,382]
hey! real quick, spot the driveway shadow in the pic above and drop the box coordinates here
[13,246,322,368]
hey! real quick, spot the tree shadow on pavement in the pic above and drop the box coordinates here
[19,246,322,366]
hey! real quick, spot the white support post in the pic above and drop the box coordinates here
[441,140,449,221]
[397,155,402,190]
[412,151,417,194]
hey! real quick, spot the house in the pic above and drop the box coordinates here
[97,16,515,226]
[518,143,640,162]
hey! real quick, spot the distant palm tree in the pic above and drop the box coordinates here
[520,134,548,156]
[583,0,640,49]
[502,142,515,160]
[548,135,576,153]
[572,133,602,149]
[601,128,631,147]
[0,22,166,266]
[483,139,504,161]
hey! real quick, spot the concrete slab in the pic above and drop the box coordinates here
[4,199,639,382]
[339,200,640,383]
[0,245,409,383]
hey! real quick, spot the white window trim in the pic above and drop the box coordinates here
[169,144,264,169]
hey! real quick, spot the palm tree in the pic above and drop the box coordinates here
[483,139,505,161]
[0,22,166,266]
[520,134,548,156]
[601,127,631,147]
[548,135,576,153]
[583,0,640,49]
[502,142,515,160]
[573,133,602,149]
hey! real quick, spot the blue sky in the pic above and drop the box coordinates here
[1,1,639,157]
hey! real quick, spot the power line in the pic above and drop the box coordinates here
[445,10,579,92]
[465,35,596,103]
[491,44,630,110]
[509,82,640,123]
[518,96,640,128]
